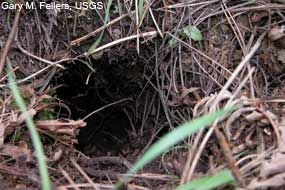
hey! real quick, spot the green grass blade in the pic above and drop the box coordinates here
[8,72,51,190]
[138,0,144,21]
[88,0,113,55]
[116,107,234,188]
[175,170,235,190]
[88,32,104,55]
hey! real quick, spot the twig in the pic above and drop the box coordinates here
[71,159,99,190]
[0,5,21,76]
[0,56,76,88]
[135,0,140,55]
[148,6,163,37]
[70,13,130,46]
[0,164,39,183]
[84,31,157,55]
[16,40,65,69]
[81,156,132,169]
[59,166,80,190]
[214,126,245,187]
[83,98,131,120]
[162,0,219,9]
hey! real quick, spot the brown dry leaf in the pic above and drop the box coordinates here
[245,111,263,122]
[279,126,285,152]
[0,124,6,147]
[180,87,199,99]
[91,51,103,60]
[0,144,32,162]
[259,36,285,73]
[260,152,285,178]
[17,85,35,99]
[248,126,285,189]
[268,27,285,41]
[232,144,246,154]
[237,15,249,35]
[35,119,86,136]
[112,28,122,39]
[15,184,27,189]
[251,11,268,23]
[168,87,199,106]
[18,141,28,149]
[16,109,37,125]
[164,152,186,176]
[51,148,63,162]
[260,40,284,74]
[37,94,52,102]
[273,0,285,3]
[36,119,86,128]
[248,173,285,189]
[56,128,79,136]
[277,49,285,64]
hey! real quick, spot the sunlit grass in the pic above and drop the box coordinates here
[176,170,234,190]
[138,0,144,21]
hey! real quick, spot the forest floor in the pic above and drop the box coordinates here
[0,0,285,190]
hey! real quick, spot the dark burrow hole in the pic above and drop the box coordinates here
[54,53,148,156]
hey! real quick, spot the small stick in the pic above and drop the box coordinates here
[59,167,80,190]
[214,126,246,188]
[70,13,130,46]
[0,4,22,76]
[83,98,131,121]
[71,159,99,190]
[16,41,65,69]
[84,31,157,56]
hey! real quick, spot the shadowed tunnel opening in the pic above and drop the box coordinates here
[54,53,147,155]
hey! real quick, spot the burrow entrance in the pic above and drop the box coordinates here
[54,51,154,156]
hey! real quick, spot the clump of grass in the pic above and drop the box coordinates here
[116,107,236,189]
[8,71,51,190]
